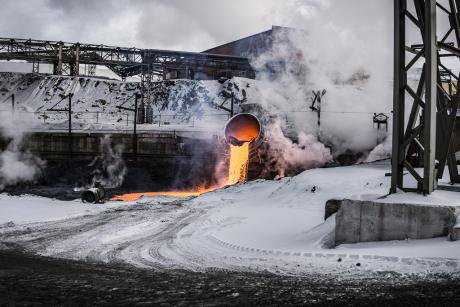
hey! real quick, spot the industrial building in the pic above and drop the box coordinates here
[0,26,306,82]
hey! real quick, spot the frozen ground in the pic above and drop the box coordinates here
[0,160,459,278]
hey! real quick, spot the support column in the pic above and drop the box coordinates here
[391,0,407,193]
[72,43,80,76]
[423,0,437,194]
[56,42,63,75]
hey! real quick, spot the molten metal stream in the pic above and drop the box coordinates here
[227,142,250,185]
[112,114,260,201]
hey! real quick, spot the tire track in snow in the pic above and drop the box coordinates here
[0,203,459,276]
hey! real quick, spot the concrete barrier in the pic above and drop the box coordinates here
[334,199,458,245]
[324,199,342,220]
[450,213,460,241]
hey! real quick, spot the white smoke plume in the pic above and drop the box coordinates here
[248,1,393,175]
[266,121,332,178]
[364,136,392,163]
[89,135,127,188]
[0,111,45,189]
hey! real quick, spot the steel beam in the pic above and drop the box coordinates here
[72,44,80,76]
[423,0,437,193]
[391,0,407,193]
[0,37,254,80]
[56,42,63,75]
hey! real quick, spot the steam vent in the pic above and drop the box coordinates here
[1,3,460,305]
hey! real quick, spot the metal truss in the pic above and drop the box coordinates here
[392,0,460,194]
[84,64,96,76]
[139,68,153,124]
[0,37,254,80]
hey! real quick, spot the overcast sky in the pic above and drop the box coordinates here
[0,0,393,52]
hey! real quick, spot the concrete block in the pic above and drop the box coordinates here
[324,199,342,220]
[451,227,460,241]
[335,199,361,244]
[334,199,457,245]
[450,209,460,241]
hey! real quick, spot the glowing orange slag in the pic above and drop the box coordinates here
[111,186,218,201]
[112,114,260,202]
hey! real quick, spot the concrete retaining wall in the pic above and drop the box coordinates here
[22,132,181,158]
[334,199,458,245]
[0,131,224,160]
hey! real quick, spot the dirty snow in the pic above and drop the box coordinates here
[0,161,459,277]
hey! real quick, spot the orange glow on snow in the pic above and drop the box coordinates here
[111,186,218,201]
[112,114,260,202]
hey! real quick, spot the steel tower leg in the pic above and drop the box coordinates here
[423,0,437,193]
[391,0,406,193]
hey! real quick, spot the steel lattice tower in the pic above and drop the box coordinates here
[392,0,460,194]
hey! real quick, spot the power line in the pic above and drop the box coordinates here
[283,110,389,115]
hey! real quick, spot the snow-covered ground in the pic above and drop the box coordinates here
[0,194,124,224]
[0,161,459,277]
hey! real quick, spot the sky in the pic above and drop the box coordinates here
[0,0,393,52]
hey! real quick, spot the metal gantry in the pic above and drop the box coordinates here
[392,0,460,194]
[0,37,255,80]
[0,38,255,129]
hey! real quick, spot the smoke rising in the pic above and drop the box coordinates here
[0,111,45,189]
[247,2,393,175]
[89,135,127,188]
[265,122,332,178]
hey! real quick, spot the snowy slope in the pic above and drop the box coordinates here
[0,161,459,277]
[0,73,237,131]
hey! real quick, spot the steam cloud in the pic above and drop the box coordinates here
[0,111,45,189]
[89,135,127,188]
[247,3,393,176]
[265,121,332,179]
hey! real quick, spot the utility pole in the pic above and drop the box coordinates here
[11,94,14,116]
[373,113,389,146]
[68,93,72,157]
[134,93,138,156]
[218,92,236,118]
[47,93,73,157]
[117,93,140,156]
[230,92,234,117]
[310,89,326,137]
